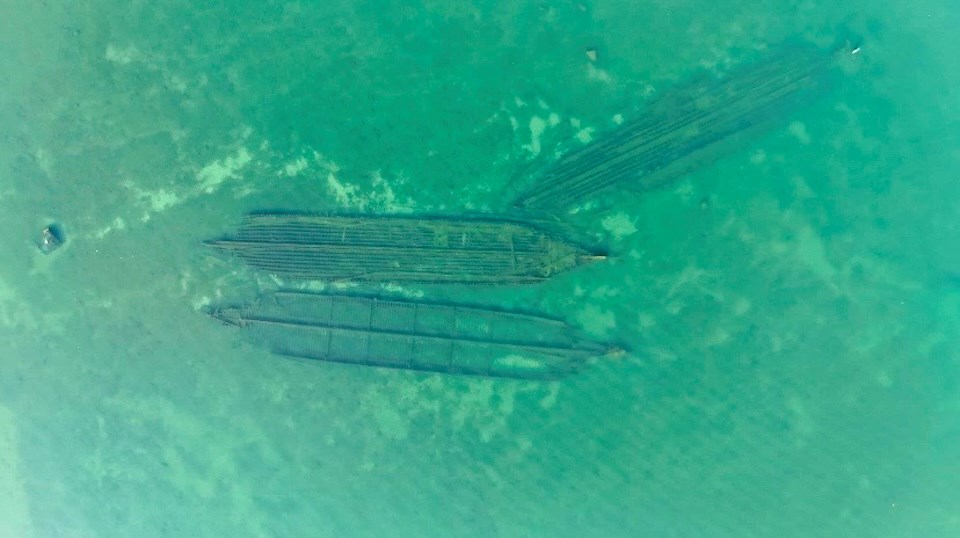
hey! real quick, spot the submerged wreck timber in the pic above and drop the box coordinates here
[210,291,619,379]
[513,43,858,211]
[206,213,605,284]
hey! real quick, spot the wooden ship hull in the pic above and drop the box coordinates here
[206,213,604,284]
[210,291,618,380]
[512,43,854,211]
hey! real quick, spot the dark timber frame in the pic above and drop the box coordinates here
[210,291,618,379]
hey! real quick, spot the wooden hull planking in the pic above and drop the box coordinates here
[206,213,604,284]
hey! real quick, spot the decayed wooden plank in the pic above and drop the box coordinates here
[513,43,857,211]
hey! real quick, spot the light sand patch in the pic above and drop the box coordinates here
[664,263,724,301]
[360,375,540,446]
[575,127,594,144]
[794,225,838,289]
[588,285,620,299]
[492,354,547,371]
[600,212,637,240]
[373,405,409,442]
[731,297,752,316]
[105,42,190,92]
[370,171,415,212]
[785,395,817,444]
[327,280,359,292]
[274,148,340,177]
[281,156,309,177]
[125,186,182,222]
[104,44,139,64]
[524,116,548,156]
[326,169,414,212]
[875,370,893,388]
[302,151,339,175]
[0,276,34,329]
[162,73,188,93]
[703,327,731,347]
[637,312,656,330]
[34,147,55,177]
[326,172,359,206]
[91,169,189,232]
[547,112,561,127]
[847,318,900,357]
[672,178,696,203]
[791,176,816,199]
[102,394,274,535]
[0,405,34,538]
[834,103,881,154]
[455,380,520,443]
[612,113,624,125]
[143,189,179,212]
[538,382,560,409]
[380,283,425,298]
[788,121,811,144]
[93,217,127,239]
[191,294,213,312]
[586,63,613,83]
[360,381,420,442]
[196,147,252,193]
[576,305,617,336]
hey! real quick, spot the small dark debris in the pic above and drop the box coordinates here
[38,224,64,254]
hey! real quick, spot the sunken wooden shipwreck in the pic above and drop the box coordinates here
[210,291,617,379]
[206,212,605,284]
[512,43,856,211]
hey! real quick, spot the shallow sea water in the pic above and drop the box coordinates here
[1,1,958,537]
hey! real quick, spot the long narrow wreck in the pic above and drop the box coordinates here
[209,291,620,379]
[206,212,605,284]
[512,42,859,211]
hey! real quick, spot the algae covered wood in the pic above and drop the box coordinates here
[206,213,605,284]
[512,43,857,211]
[209,291,617,379]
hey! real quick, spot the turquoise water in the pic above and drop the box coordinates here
[2,1,958,536]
